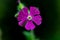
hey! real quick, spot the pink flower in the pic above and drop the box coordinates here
[17,6,42,30]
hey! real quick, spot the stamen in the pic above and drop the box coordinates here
[27,15,32,20]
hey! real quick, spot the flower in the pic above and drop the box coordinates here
[17,6,42,30]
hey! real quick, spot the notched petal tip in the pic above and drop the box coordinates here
[18,19,27,27]
[30,6,40,16]
[32,15,42,25]
[25,21,35,30]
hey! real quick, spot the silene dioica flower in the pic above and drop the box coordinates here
[17,6,42,30]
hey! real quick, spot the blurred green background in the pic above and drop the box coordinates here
[0,0,60,40]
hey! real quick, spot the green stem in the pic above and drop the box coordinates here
[23,30,35,40]
[30,30,35,40]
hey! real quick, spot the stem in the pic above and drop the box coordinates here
[30,30,35,40]
[23,30,35,40]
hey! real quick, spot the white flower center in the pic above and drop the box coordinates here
[27,15,32,20]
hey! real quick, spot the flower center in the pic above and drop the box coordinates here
[27,15,32,20]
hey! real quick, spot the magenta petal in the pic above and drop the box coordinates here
[32,15,42,25]
[17,7,28,21]
[18,20,25,26]
[25,21,35,30]
[30,6,40,16]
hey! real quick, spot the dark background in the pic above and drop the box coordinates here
[0,0,60,40]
